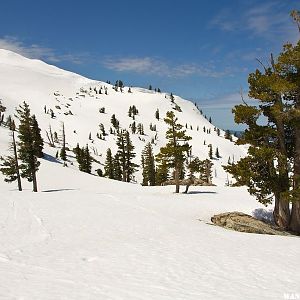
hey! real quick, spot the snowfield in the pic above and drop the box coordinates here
[0,49,300,300]
[0,151,299,300]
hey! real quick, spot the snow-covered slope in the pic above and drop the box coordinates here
[0,50,300,300]
[0,49,247,184]
[0,125,300,299]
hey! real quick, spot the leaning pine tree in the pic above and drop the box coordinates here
[16,102,43,192]
[224,18,300,233]
[0,120,22,191]
[156,111,191,193]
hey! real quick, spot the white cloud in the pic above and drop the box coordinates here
[103,57,232,78]
[0,36,88,64]
[198,92,257,110]
[210,2,299,43]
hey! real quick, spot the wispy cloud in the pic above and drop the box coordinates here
[198,91,257,110]
[0,36,88,64]
[210,2,299,43]
[103,56,234,78]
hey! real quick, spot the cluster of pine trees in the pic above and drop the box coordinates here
[103,130,138,182]
[225,11,300,233]
[0,102,43,192]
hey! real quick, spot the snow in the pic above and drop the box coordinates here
[0,50,300,299]
[0,48,247,184]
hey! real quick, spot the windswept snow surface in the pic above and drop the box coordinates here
[1,131,300,300]
[0,50,300,299]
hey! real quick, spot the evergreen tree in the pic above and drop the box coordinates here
[156,111,191,193]
[60,122,67,161]
[141,143,156,186]
[112,154,122,181]
[199,159,213,184]
[224,130,232,141]
[104,148,114,179]
[208,144,213,159]
[215,147,220,158]
[0,121,22,191]
[155,160,169,185]
[0,100,6,126]
[31,115,44,158]
[116,130,138,182]
[155,109,160,120]
[224,34,300,232]
[16,102,43,192]
[184,157,202,193]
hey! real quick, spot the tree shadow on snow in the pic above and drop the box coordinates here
[184,191,217,195]
[42,188,78,193]
[252,208,275,225]
[42,153,62,164]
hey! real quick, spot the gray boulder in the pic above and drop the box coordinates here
[211,212,290,235]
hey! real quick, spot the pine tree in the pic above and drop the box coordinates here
[78,145,92,174]
[156,111,191,193]
[215,147,220,158]
[113,154,122,181]
[224,35,300,232]
[141,143,156,186]
[208,144,213,159]
[224,130,232,141]
[0,121,22,191]
[16,102,43,192]
[60,122,67,161]
[199,159,213,184]
[155,160,169,185]
[116,130,138,182]
[31,115,44,158]
[0,100,6,126]
[155,109,159,120]
[104,148,114,179]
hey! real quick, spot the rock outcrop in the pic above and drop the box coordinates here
[211,212,290,235]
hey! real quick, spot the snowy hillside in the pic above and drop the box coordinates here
[1,126,300,299]
[1,49,300,299]
[0,49,247,184]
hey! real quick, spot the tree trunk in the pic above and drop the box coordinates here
[175,167,180,193]
[289,120,300,233]
[32,170,38,192]
[273,194,290,229]
[12,131,22,191]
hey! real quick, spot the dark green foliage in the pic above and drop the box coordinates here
[170,93,175,103]
[116,130,138,182]
[155,109,159,120]
[0,100,6,126]
[0,124,22,191]
[215,147,220,158]
[156,111,191,193]
[31,115,44,158]
[0,155,20,183]
[111,114,120,130]
[99,107,105,113]
[16,102,43,192]
[224,36,300,232]
[224,129,232,141]
[96,169,103,177]
[199,159,213,184]
[155,160,169,185]
[141,143,156,186]
[104,148,114,179]
[113,154,122,181]
[208,144,213,159]
[60,122,67,161]
[115,80,124,88]
[74,144,92,174]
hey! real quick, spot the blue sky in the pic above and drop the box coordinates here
[0,0,299,129]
